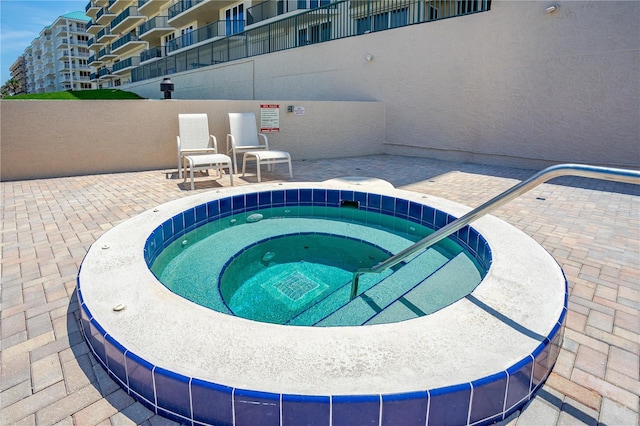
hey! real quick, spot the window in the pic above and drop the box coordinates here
[428,5,439,20]
[298,22,330,45]
[225,4,244,36]
[457,0,480,15]
[356,7,407,34]
[181,26,194,47]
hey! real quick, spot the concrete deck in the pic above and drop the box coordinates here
[1,155,638,425]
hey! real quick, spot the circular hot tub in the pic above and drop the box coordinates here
[77,179,566,426]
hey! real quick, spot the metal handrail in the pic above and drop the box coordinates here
[350,164,640,300]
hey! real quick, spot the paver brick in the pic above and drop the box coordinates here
[31,353,64,393]
[598,398,639,425]
[546,372,602,410]
[2,157,638,425]
[571,369,639,411]
[0,381,66,426]
[586,310,614,333]
[71,397,120,426]
[574,346,607,379]
[607,347,639,381]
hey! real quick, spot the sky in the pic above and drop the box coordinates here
[0,0,87,84]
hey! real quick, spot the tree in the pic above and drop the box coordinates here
[1,79,22,98]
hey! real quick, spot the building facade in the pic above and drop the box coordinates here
[8,56,27,95]
[19,12,92,94]
[83,0,470,86]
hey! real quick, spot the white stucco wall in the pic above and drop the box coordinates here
[0,100,384,181]
[127,1,640,169]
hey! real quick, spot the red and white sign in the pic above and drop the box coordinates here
[260,104,280,132]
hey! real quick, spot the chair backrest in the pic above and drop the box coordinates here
[228,112,260,147]
[178,113,210,151]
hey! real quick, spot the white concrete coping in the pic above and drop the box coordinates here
[78,180,566,395]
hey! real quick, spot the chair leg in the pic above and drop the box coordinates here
[232,151,239,174]
[241,153,248,178]
[288,159,293,178]
[256,158,262,183]
[228,163,234,186]
[186,158,195,190]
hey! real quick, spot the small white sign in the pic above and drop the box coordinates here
[293,106,305,116]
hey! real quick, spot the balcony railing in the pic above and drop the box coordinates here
[168,0,206,19]
[247,0,332,25]
[132,0,491,82]
[139,15,169,35]
[98,46,113,58]
[165,20,240,54]
[113,56,141,72]
[111,6,144,30]
[111,33,141,51]
[97,27,112,39]
[140,46,164,62]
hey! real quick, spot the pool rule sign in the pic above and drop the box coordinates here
[260,104,280,132]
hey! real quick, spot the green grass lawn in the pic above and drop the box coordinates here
[4,89,144,100]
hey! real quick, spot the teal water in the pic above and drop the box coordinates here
[152,206,483,326]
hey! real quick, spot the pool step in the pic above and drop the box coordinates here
[313,247,454,326]
[364,251,483,325]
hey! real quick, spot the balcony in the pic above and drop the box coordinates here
[56,37,70,49]
[96,7,116,25]
[97,26,118,43]
[138,15,173,42]
[111,33,146,56]
[59,50,90,61]
[98,46,118,60]
[86,20,103,35]
[168,0,220,28]
[54,26,68,37]
[247,0,332,26]
[113,56,140,73]
[139,45,164,62]
[111,6,145,34]
[137,0,165,17]
[165,20,235,54]
[98,67,116,78]
[85,1,101,17]
[108,0,133,14]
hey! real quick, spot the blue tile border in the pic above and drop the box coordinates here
[144,189,493,275]
[76,289,566,426]
[79,188,568,426]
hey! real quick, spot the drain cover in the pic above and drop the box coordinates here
[273,271,320,301]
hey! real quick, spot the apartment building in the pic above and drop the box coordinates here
[84,0,472,86]
[20,12,92,93]
[9,56,27,95]
[84,0,275,87]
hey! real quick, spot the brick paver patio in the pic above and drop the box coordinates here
[1,155,638,425]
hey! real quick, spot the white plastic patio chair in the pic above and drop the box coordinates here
[226,112,292,182]
[177,113,233,190]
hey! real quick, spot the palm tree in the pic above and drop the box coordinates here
[1,78,22,97]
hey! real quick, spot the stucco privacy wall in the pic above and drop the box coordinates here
[127,1,640,170]
[0,100,384,181]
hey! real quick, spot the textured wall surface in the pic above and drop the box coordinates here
[0,100,384,181]
[127,1,640,169]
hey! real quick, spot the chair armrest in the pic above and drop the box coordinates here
[258,133,269,149]
[209,135,218,153]
[226,134,235,155]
